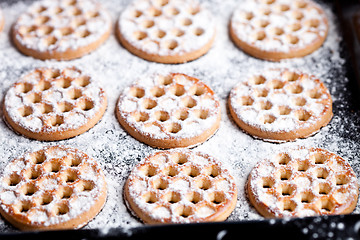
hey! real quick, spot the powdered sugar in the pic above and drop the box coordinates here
[0,0,357,233]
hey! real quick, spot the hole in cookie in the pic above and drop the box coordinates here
[21,183,37,196]
[73,18,86,27]
[44,69,61,79]
[172,28,185,37]
[55,203,69,216]
[71,8,82,16]
[300,191,314,203]
[74,76,90,87]
[149,7,162,17]
[277,106,291,115]
[80,180,95,192]
[132,111,149,122]
[157,0,169,6]
[60,27,74,36]
[307,19,320,28]
[36,15,50,25]
[56,78,72,89]
[44,36,58,46]
[189,84,206,96]
[163,166,179,177]
[268,80,284,89]
[282,200,296,212]
[36,5,47,13]
[155,111,169,122]
[256,19,269,28]
[139,165,157,178]
[65,170,78,183]
[307,89,322,99]
[169,85,185,97]
[297,160,309,172]
[78,29,91,38]
[182,97,197,108]
[26,92,42,104]
[189,7,200,15]
[271,27,284,36]
[262,114,276,124]
[44,161,61,173]
[25,169,41,180]
[279,169,292,181]
[194,27,205,36]
[317,182,331,195]
[156,30,166,39]
[209,192,225,205]
[295,110,311,122]
[50,115,64,127]
[258,100,273,110]
[292,11,304,20]
[242,11,254,21]
[277,153,291,165]
[19,201,31,213]
[17,82,33,93]
[18,106,33,117]
[316,167,329,180]
[238,96,254,106]
[296,1,308,8]
[32,152,46,164]
[170,152,188,165]
[57,102,73,113]
[293,97,307,106]
[193,109,209,120]
[143,192,158,204]
[37,25,54,36]
[336,174,350,186]
[59,186,73,199]
[68,88,82,100]
[153,178,168,190]
[278,4,290,12]
[167,7,179,15]
[183,166,200,178]
[19,25,37,35]
[142,98,157,110]
[250,75,266,85]
[320,199,334,213]
[287,35,300,45]
[65,0,77,6]
[40,194,53,205]
[255,31,266,41]
[7,174,21,187]
[263,0,275,4]
[163,191,181,204]
[166,122,182,134]
[53,6,64,14]
[78,99,94,111]
[177,205,194,218]
[182,18,192,26]
[281,184,294,196]
[196,178,212,190]
[158,75,173,85]
[165,40,179,50]
[261,177,275,188]
[142,20,155,28]
[283,71,300,82]
[174,109,189,121]
[186,191,202,204]
[288,84,303,94]
[150,87,165,97]
[204,165,220,178]
[133,10,142,18]
[36,80,52,91]
[290,23,302,32]
[129,87,145,98]
[133,31,147,41]
[69,155,81,167]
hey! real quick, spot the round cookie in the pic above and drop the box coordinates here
[12,0,111,60]
[247,147,359,218]
[3,66,107,141]
[0,145,107,230]
[229,0,328,61]
[117,0,215,63]
[228,69,333,142]
[124,150,237,224]
[116,73,221,149]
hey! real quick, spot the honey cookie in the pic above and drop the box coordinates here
[228,69,333,142]
[229,0,328,61]
[247,147,359,218]
[117,0,215,63]
[0,145,107,230]
[116,73,221,149]
[3,66,107,141]
[12,0,111,60]
[124,150,237,223]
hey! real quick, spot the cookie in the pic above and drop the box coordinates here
[0,145,107,230]
[124,150,237,224]
[247,147,359,218]
[116,73,221,149]
[12,0,111,60]
[3,66,107,141]
[229,0,328,61]
[0,8,4,32]
[228,69,332,142]
[117,0,215,63]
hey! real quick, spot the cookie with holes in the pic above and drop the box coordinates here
[3,66,107,141]
[116,73,221,149]
[124,150,237,223]
[0,145,107,230]
[228,69,333,142]
[117,0,215,63]
[229,0,328,61]
[247,147,359,218]
[12,0,111,60]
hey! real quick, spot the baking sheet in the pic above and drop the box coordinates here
[0,0,359,233]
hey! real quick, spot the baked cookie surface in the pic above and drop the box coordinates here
[117,0,215,63]
[12,0,111,60]
[0,145,107,230]
[3,66,107,141]
[229,0,328,61]
[228,69,333,142]
[116,73,221,149]
[124,150,237,223]
[0,8,4,32]
[247,147,359,218]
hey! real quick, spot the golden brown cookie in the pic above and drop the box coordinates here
[229,0,328,61]
[3,66,107,141]
[124,150,237,224]
[12,0,111,60]
[247,147,359,218]
[0,8,4,32]
[116,73,221,149]
[117,0,215,63]
[0,145,107,230]
[228,69,333,142]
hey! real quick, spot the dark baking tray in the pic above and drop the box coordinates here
[1,0,360,239]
